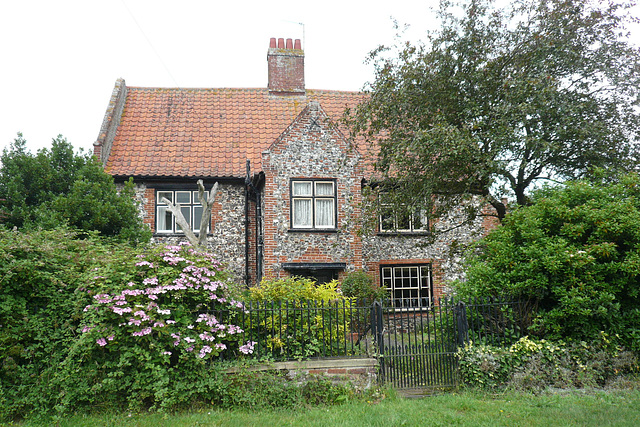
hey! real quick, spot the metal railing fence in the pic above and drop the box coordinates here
[211,297,528,365]
[212,298,377,361]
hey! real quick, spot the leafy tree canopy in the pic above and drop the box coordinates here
[0,133,151,244]
[347,0,640,223]
[457,173,640,350]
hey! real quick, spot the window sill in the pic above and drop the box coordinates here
[376,231,430,237]
[153,233,212,238]
[288,228,339,234]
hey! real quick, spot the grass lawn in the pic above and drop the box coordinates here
[15,388,640,427]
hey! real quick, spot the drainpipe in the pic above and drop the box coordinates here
[255,180,263,283]
[244,160,251,288]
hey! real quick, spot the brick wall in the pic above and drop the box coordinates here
[267,38,304,95]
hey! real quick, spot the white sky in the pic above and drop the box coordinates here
[1,0,638,155]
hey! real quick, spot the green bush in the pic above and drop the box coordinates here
[245,277,354,359]
[458,335,640,391]
[0,134,151,245]
[0,227,127,421]
[340,270,387,302]
[458,174,640,350]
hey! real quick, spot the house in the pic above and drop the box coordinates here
[94,37,492,307]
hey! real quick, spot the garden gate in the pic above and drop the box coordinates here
[371,298,523,389]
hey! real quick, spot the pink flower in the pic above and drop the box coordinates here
[239,341,257,355]
[143,277,158,286]
[198,345,213,358]
[96,338,107,347]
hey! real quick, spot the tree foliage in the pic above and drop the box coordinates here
[347,0,640,222]
[0,134,150,244]
[457,174,640,350]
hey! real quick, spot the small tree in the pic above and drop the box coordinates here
[0,134,150,244]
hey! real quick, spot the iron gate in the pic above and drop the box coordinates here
[371,298,524,389]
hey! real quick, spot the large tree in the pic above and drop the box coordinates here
[0,134,151,244]
[347,0,640,222]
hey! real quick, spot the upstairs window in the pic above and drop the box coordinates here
[156,190,208,234]
[291,179,336,230]
[379,204,428,233]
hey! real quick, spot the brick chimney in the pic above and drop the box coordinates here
[267,37,304,95]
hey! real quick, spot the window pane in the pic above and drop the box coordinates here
[293,199,312,227]
[315,182,334,196]
[157,191,173,204]
[315,198,334,228]
[180,206,191,230]
[381,267,392,289]
[380,205,395,231]
[413,210,427,231]
[192,190,208,205]
[193,206,205,232]
[397,210,411,230]
[293,181,312,196]
[176,191,191,204]
[157,206,173,232]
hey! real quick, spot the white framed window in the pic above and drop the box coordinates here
[291,179,336,230]
[381,264,432,309]
[156,190,208,234]
[379,203,428,233]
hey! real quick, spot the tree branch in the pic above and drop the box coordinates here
[196,180,219,247]
[161,180,219,248]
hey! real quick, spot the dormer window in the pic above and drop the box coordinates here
[290,179,336,230]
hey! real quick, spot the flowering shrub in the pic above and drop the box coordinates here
[80,242,252,362]
[44,243,256,414]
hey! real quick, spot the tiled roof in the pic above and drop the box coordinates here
[105,87,365,178]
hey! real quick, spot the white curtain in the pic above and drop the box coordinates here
[315,182,333,196]
[293,182,312,196]
[293,199,312,227]
[157,206,172,232]
[315,199,334,228]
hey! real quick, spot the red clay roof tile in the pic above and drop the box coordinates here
[106,87,365,178]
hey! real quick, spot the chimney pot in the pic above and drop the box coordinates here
[269,37,276,48]
[277,38,285,48]
[294,39,301,50]
[286,38,293,49]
